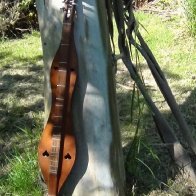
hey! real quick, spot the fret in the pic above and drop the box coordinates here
[55,103,63,107]
[51,147,59,153]
[50,152,59,156]
[56,97,64,101]
[49,165,58,172]
[53,125,62,129]
[50,154,59,160]
[52,136,60,140]
[63,22,71,25]
[52,115,63,118]
[49,162,58,167]
[50,153,59,158]
[58,69,67,73]
[60,43,70,46]
[50,153,59,159]
[52,133,61,138]
[54,99,64,114]
[49,168,58,175]
[55,98,64,104]
[49,134,60,175]
[50,157,59,162]
[57,84,65,87]
[49,161,59,174]
[53,106,63,118]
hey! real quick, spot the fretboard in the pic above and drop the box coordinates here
[49,134,61,175]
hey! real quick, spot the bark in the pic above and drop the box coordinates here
[36,0,64,123]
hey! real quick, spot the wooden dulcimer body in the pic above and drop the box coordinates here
[38,1,77,195]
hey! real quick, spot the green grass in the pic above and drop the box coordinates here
[0,149,42,195]
[117,8,196,195]
[184,0,196,36]
[0,31,44,195]
[0,31,43,67]
[135,11,196,97]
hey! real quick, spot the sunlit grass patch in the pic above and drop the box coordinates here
[0,31,43,67]
[135,11,196,96]
[0,149,42,196]
[117,8,196,195]
[0,31,44,195]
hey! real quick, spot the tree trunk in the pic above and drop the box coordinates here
[36,0,125,195]
[36,0,65,123]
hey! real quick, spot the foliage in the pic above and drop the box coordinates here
[20,0,33,9]
[0,0,38,38]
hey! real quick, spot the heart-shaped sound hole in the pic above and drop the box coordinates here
[42,150,49,157]
[64,153,71,160]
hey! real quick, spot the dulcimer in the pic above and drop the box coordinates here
[38,1,77,195]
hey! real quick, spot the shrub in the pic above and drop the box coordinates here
[0,0,38,38]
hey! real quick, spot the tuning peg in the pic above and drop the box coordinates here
[60,7,66,11]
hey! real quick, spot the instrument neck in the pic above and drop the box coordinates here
[48,1,77,195]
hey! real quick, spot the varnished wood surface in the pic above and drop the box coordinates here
[38,45,77,195]
[38,4,78,194]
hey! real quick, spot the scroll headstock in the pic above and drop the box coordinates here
[61,0,76,22]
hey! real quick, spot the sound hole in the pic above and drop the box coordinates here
[42,150,49,157]
[64,153,71,160]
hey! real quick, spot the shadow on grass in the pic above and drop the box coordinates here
[127,63,182,80]
[117,77,196,195]
[0,51,12,60]
[0,49,195,194]
[0,61,44,164]
[0,55,43,68]
[10,54,43,65]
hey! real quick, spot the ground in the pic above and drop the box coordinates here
[117,0,196,195]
